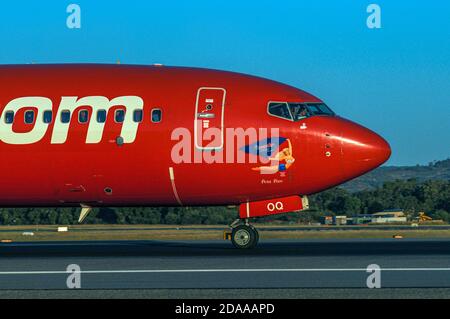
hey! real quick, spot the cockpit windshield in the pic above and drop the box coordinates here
[304,103,335,116]
[268,102,335,121]
[288,103,310,121]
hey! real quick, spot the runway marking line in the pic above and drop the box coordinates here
[0,268,450,275]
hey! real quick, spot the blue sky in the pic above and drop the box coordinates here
[0,0,449,166]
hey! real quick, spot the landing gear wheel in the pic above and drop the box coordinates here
[249,224,259,244]
[231,225,259,249]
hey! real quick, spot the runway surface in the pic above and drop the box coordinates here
[0,239,449,296]
[0,239,450,298]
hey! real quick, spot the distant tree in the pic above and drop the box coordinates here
[165,211,179,224]
[48,211,58,224]
[431,210,450,223]
[367,201,384,213]
[0,210,10,224]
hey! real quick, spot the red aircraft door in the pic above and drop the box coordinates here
[194,87,226,150]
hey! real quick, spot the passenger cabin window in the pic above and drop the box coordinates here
[97,110,106,123]
[133,109,143,123]
[61,110,71,123]
[151,109,162,123]
[115,110,125,123]
[43,110,53,124]
[268,102,292,120]
[4,111,14,124]
[24,110,35,124]
[79,110,89,123]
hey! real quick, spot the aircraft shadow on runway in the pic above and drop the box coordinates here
[0,240,449,257]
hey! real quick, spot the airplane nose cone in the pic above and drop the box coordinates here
[340,119,391,177]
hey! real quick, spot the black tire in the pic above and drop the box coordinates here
[231,225,259,249]
[249,224,259,243]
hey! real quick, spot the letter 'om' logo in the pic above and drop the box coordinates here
[0,96,143,145]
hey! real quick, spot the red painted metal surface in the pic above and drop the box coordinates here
[239,195,305,218]
[0,64,391,208]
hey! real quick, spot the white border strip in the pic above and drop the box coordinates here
[194,87,226,151]
[169,167,182,206]
[0,268,450,275]
[246,201,250,218]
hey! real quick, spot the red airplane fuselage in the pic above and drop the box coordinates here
[0,64,391,210]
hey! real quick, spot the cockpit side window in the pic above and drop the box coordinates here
[268,102,292,121]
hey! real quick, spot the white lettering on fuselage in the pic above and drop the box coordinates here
[0,97,52,144]
[0,96,144,145]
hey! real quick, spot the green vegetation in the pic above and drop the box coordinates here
[314,178,450,218]
[343,158,450,192]
[261,178,450,224]
[0,206,237,226]
[0,178,448,226]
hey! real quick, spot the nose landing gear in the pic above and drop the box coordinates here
[228,219,259,249]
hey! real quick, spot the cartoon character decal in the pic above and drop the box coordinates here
[241,137,295,175]
[251,138,295,174]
